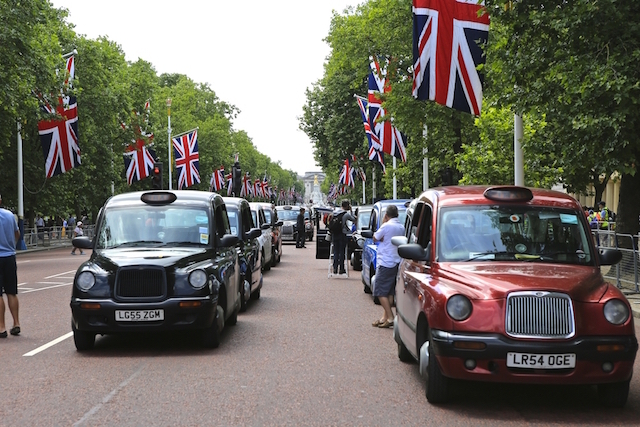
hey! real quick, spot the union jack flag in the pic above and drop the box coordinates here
[368,57,407,162]
[38,55,81,178]
[210,166,225,192]
[338,158,356,187]
[253,178,263,198]
[412,0,490,115]
[226,172,233,196]
[261,176,270,198]
[356,96,386,173]
[123,139,157,185]
[241,173,253,198]
[172,130,200,189]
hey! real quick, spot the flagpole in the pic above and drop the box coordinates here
[423,124,429,192]
[514,114,524,186]
[372,166,376,203]
[16,121,26,250]
[362,177,365,204]
[167,98,172,190]
[393,157,397,200]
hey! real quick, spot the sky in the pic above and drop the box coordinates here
[50,0,362,177]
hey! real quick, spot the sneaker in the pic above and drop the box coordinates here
[333,267,338,274]
[339,269,346,275]
[71,252,76,255]
[80,251,84,255]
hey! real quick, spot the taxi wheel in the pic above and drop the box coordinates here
[398,339,413,363]
[72,322,95,351]
[263,251,271,271]
[598,380,630,408]
[201,307,222,348]
[250,287,261,300]
[227,304,238,326]
[425,336,450,403]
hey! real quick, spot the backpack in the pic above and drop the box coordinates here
[609,210,617,222]
[328,212,345,234]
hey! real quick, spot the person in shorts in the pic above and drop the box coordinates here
[0,193,21,338]
[371,204,404,329]
[70,221,84,255]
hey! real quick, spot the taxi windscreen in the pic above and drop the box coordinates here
[437,206,593,264]
[96,206,210,248]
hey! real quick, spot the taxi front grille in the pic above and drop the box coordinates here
[282,225,294,235]
[505,291,575,339]
[115,267,166,300]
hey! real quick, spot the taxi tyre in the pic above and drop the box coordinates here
[262,250,271,271]
[598,380,630,408]
[72,321,95,351]
[240,278,250,312]
[396,322,413,363]
[425,335,451,404]
[250,287,261,300]
[370,268,380,305]
[201,305,223,348]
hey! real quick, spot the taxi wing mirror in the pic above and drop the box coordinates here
[391,236,408,247]
[275,220,283,227]
[246,228,261,240]
[398,242,430,262]
[261,223,271,230]
[361,230,373,239]
[219,234,239,248]
[599,248,623,265]
[72,236,93,249]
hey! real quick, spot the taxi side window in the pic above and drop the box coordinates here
[370,210,378,232]
[416,203,432,247]
[214,204,231,238]
[241,206,253,232]
[407,203,424,244]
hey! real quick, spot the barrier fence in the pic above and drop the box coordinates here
[21,225,95,250]
[593,224,640,293]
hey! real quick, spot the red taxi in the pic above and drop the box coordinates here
[394,186,637,407]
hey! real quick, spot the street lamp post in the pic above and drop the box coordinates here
[167,98,172,190]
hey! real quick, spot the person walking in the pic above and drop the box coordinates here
[371,204,405,329]
[70,221,84,255]
[296,207,307,248]
[331,200,356,275]
[0,193,21,338]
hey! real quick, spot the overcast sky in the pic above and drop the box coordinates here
[50,0,362,176]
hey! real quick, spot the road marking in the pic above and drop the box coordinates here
[45,270,76,279]
[73,365,144,427]
[23,332,73,356]
[37,281,69,285]
[22,283,72,293]
[16,260,31,264]
[17,282,28,287]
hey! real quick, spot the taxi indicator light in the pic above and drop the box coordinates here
[80,303,101,310]
[597,344,625,352]
[483,186,533,202]
[141,192,178,205]
[179,301,202,308]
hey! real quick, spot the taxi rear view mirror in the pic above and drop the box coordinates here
[361,230,373,239]
[398,243,430,262]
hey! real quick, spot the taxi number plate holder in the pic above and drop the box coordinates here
[115,309,164,322]
[507,352,576,369]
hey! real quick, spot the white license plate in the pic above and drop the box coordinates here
[507,352,576,369]
[115,309,164,322]
[282,235,294,240]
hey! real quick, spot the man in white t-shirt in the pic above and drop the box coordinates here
[371,204,405,329]
[70,221,84,255]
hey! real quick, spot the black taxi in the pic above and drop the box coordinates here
[70,191,241,351]
[223,197,263,311]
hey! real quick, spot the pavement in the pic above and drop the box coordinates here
[16,242,640,319]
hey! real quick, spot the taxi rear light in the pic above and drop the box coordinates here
[597,344,625,352]
[80,303,101,310]
[484,186,533,202]
[453,341,486,350]
[179,301,202,308]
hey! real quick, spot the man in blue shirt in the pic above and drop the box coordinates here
[0,193,21,338]
[371,204,405,329]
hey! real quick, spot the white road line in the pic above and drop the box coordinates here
[23,332,73,356]
[45,270,76,279]
[17,282,28,287]
[18,288,34,291]
[16,260,31,264]
[37,281,70,285]
[73,365,144,427]
[22,283,72,293]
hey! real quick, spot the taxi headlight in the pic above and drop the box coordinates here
[189,270,208,289]
[356,238,365,248]
[446,295,472,321]
[76,271,96,291]
[603,299,629,325]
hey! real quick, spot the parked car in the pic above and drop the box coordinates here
[349,205,373,272]
[223,197,263,311]
[254,202,283,265]
[276,205,314,243]
[393,185,637,407]
[249,203,274,271]
[361,200,410,296]
[70,190,241,351]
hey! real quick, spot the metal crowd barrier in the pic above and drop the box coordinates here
[593,223,640,293]
[22,225,95,250]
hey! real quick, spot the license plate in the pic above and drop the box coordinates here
[507,352,576,369]
[115,309,164,322]
[282,235,293,240]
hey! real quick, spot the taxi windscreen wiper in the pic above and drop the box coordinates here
[464,251,516,262]
[108,240,164,248]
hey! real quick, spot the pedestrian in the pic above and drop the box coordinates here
[296,207,307,248]
[331,200,356,275]
[597,201,610,230]
[36,214,45,243]
[0,193,21,338]
[70,221,84,255]
[371,204,405,329]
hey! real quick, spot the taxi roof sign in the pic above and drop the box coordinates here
[483,186,533,202]
[141,192,178,205]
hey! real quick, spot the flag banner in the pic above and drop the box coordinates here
[261,176,270,198]
[124,140,157,185]
[254,178,263,198]
[38,54,81,178]
[172,129,200,189]
[338,158,355,187]
[356,95,386,172]
[210,166,225,192]
[226,172,233,196]
[241,173,252,198]
[368,56,407,162]
[412,0,490,115]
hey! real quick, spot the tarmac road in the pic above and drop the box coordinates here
[1,243,640,426]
